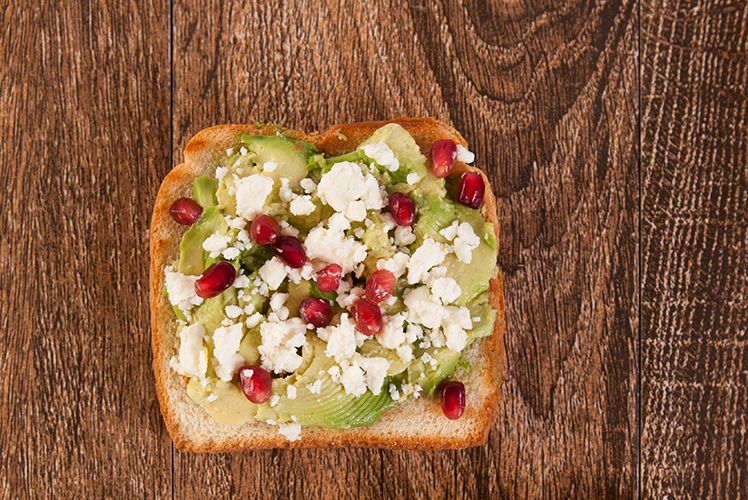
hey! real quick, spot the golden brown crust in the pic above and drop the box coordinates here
[150,117,505,451]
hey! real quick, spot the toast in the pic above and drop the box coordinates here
[150,117,505,451]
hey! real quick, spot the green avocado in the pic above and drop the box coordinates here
[467,297,497,340]
[193,176,218,208]
[186,378,256,426]
[256,339,396,428]
[178,206,227,275]
[192,288,237,334]
[407,347,461,397]
[412,194,457,244]
[360,123,427,184]
[444,242,497,306]
[239,134,316,188]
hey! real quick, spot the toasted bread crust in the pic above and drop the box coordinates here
[150,118,505,451]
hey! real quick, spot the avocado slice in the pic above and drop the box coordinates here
[193,176,219,208]
[412,194,457,244]
[177,206,228,275]
[359,123,427,184]
[186,378,256,426]
[256,339,396,428]
[238,135,316,188]
[192,288,237,334]
[407,347,461,397]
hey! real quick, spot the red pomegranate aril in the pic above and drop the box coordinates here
[440,380,466,420]
[250,214,281,245]
[316,264,343,292]
[365,269,396,304]
[169,197,203,225]
[238,365,272,404]
[388,192,417,226]
[430,139,457,178]
[195,261,236,298]
[299,297,333,327]
[273,235,307,268]
[456,172,485,209]
[350,298,383,336]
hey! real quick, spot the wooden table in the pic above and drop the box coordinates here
[2,1,745,497]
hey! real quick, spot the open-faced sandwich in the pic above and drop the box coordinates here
[150,118,505,450]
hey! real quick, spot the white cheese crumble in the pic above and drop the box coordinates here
[278,421,301,441]
[389,384,401,401]
[327,365,341,383]
[376,252,410,279]
[396,345,414,363]
[300,178,317,193]
[430,277,461,304]
[305,214,368,273]
[164,266,204,316]
[215,166,228,181]
[235,174,274,220]
[406,237,448,284]
[212,322,244,381]
[360,142,400,172]
[307,380,323,395]
[455,144,475,164]
[279,178,294,202]
[316,161,384,221]
[245,312,263,329]
[224,305,243,319]
[403,286,447,329]
[289,195,316,216]
[320,314,357,362]
[270,394,280,407]
[406,172,420,185]
[202,233,231,258]
[454,222,480,264]
[358,356,390,395]
[258,257,288,290]
[258,318,308,373]
[233,274,250,288]
[222,247,240,261]
[170,322,207,379]
[439,220,459,241]
[340,363,367,396]
[377,313,406,349]
[394,226,416,246]
[286,385,297,400]
[263,161,278,172]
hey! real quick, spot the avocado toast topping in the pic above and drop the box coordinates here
[151,119,504,450]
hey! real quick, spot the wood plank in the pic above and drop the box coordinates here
[172,0,638,497]
[0,1,172,496]
[641,0,747,497]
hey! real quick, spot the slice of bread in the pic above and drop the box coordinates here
[150,118,505,451]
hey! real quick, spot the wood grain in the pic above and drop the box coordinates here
[0,1,173,497]
[172,0,638,497]
[640,0,747,497]
[2,0,745,497]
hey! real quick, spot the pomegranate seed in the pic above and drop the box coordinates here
[195,261,236,298]
[316,264,343,292]
[169,197,202,225]
[440,380,466,420]
[350,298,383,336]
[388,192,417,226]
[299,297,333,327]
[365,269,396,304]
[238,365,272,403]
[455,172,485,209]
[273,235,307,268]
[250,214,281,245]
[430,139,457,178]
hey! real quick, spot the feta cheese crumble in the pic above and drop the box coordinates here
[305,214,368,273]
[406,238,448,284]
[455,144,475,164]
[164,266,204,316]
[170,322,207,379]
[360,142,400,172]
[258,318,308,373]
[316,161,384,221]
[278,421,302,441]
[212,322,244,381]
[453,222,480,264]
[235,174,274,220]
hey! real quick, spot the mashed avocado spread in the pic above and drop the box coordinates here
[164,124,497,441]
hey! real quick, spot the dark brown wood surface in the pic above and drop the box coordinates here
[0,0,744,498]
